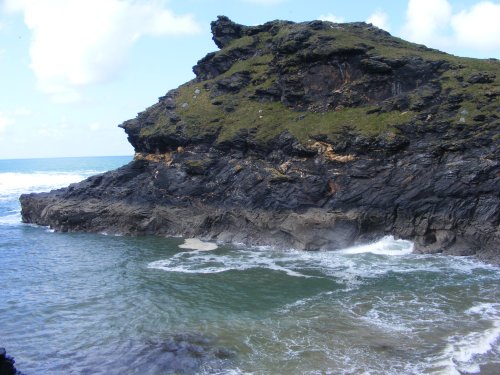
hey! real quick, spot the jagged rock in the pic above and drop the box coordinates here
[20,17,500,264]
[211,15,246,49]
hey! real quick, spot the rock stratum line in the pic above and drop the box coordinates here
[20,17,500,263]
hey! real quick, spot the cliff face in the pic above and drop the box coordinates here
[20,17,500,263]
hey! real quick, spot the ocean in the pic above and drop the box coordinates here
[0,156,499,374]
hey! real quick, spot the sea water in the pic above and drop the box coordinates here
[0,156,499,374]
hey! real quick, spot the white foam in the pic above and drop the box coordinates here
[0,170,104,226]
[0,212,21,225]
[148,236,498,292]
[466,303,500,318]
[0,171,89,198]
[337,236,414,255]
[148,248,311,278]
[179,238,218,251]
[146,236,500,375]
[218,369,253,375]
[453,327,500,363]
[148,236,419,279]
[431,302,500,374]
[437,328,500,374]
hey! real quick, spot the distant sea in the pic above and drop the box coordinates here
[0,156,499,374]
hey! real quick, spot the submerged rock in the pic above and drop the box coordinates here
[20,17,500,264]
[132,334,235,374]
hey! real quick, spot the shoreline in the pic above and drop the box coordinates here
[20,192,500,265]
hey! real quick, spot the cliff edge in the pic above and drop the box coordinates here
[20,17,500,263]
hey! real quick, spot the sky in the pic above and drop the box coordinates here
[0,0,499,159]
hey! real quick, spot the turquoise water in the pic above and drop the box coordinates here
[0,157,499,374]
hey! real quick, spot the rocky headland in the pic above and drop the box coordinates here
[20,17,499,263]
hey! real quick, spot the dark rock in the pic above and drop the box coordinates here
[447,93,464,104]
[213,348,235,359]
[211,16,246,49]
[0,348,23,375]
[467,72,496,84]
[214,71,252,94]
[183,158,214,175]
[360,58,392,74]
[193,52,236,81]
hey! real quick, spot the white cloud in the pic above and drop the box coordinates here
[5,0,200,101]
[402,0,500,57]
[367,10,390,31]
[89,122,101,131]
[13,107,32,117]
[403,0,452,45]
[36,117,69,138]
[451,1,500,51]
[318,13,345,23]
[0,108,34,136]
[0,112,14,135]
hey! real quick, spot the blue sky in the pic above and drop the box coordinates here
[0,0,499,159]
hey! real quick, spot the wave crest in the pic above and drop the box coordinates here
[0,171,92,198]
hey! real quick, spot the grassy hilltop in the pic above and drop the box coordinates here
[122,16,499,154]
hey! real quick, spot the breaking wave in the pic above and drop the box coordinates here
[337,235,414,255]
[0,170,98,225]
[0,171,94,198]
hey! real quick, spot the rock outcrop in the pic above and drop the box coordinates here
[20,17,500,263]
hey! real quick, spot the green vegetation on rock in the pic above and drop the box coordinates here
[126,16,499,154]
